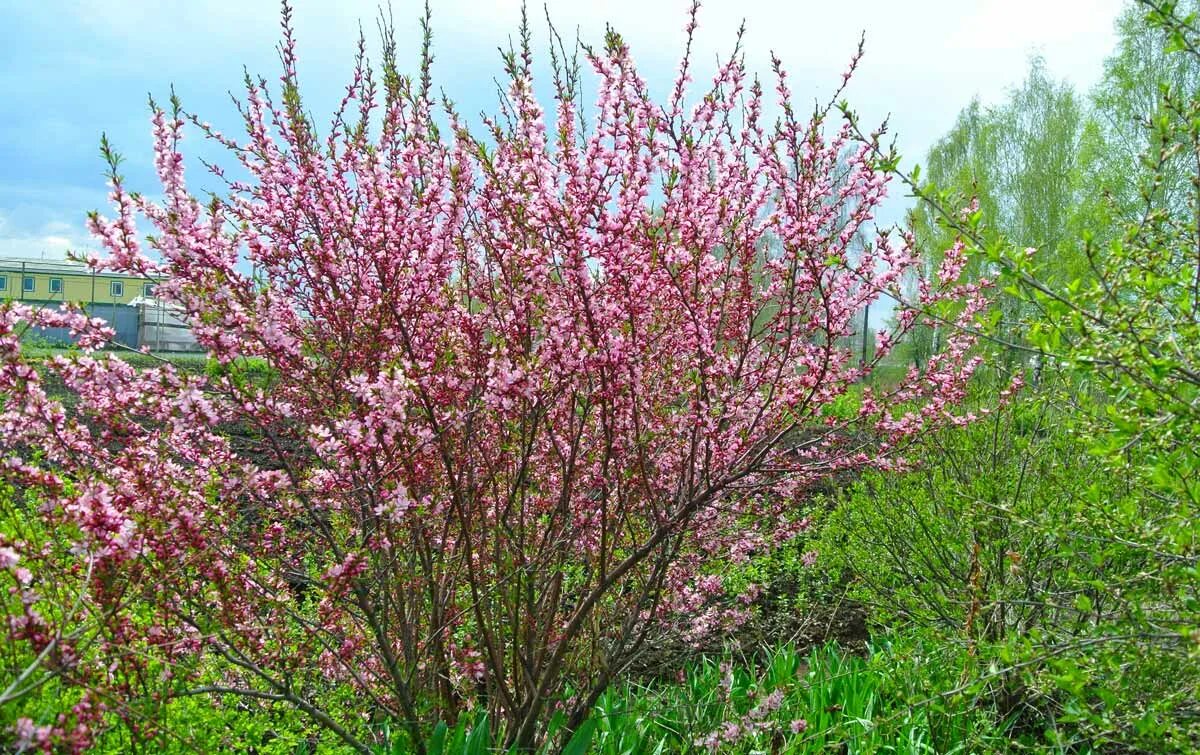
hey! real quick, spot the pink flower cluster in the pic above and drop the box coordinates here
[0,2,987,747]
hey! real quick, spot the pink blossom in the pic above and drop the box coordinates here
[0,2,985,746]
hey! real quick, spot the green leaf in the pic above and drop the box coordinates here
[426,722,448,755]
[560,719,596,755]
[465,715,491,755]
[447,720,468,755]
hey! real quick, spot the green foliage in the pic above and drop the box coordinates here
[0,480,330,754]
[0,482,90,749]
[377,641,1013,754]
[1091,1,1200,224]
[585,639,1017,754]
[90,694,319,755]
[18,342,209,373]
[825,382,1112,633]
[902,58,1090,371]
[203,355,275,384]
[17,332,72,350]
[904,3,1200,372]
[883,7,1200,746]
[818,378,1199,750]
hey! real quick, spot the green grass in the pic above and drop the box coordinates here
[20,344,208,366]
[378,639,1021,754]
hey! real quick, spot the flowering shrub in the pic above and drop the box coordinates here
[0,3,985,750]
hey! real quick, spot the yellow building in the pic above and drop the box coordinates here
[0,257,160,306]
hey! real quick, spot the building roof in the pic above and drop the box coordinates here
[0,256,160,279]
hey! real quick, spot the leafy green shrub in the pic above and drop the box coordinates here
[818,380,1198,750]
[204,355,276,385]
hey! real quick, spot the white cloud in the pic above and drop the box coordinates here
[0,235,75,261]
[0,211,91,261]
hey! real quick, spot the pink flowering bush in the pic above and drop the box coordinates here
[0,3,985,751]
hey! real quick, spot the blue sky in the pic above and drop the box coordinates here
[0,0,1124,261]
